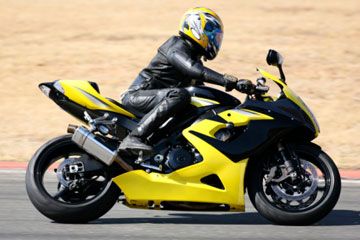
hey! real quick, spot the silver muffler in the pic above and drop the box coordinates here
[69,125,133,171]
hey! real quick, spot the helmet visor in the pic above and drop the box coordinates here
[204,19,223,58]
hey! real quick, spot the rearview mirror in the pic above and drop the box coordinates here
[266,49,286,82]
[266,49,284,66]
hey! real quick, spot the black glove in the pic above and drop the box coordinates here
[223,74,238,92]
[236,79,254,94]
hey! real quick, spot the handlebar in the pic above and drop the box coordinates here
[235,79,269,95]
[254,85,269,94]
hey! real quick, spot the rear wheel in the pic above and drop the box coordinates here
[26,135,120,223]
[247,143,341,225]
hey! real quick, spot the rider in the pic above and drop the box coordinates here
[118,7,253,153]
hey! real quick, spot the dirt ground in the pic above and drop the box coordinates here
[0,0,359,168]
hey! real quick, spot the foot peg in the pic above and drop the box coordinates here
[135,151,145,164]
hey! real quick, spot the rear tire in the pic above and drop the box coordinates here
[247,143,341,225]
[26,135,120,223]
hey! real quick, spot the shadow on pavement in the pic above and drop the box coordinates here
[316,210,360,226]
[91,210,359,226]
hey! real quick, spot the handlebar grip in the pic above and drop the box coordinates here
[255,85,270,93]
[235,80,254,93]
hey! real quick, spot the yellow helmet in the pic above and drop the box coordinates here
[179,7,224,60]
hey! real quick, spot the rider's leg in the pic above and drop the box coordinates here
[118,88,191,153]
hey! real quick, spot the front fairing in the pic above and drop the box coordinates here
[257,69,320,137]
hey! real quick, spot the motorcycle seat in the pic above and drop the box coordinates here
[106,97,145,119]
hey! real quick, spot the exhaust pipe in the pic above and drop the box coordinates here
[69,125,133,171]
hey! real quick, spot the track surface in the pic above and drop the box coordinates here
[0,172,359,240]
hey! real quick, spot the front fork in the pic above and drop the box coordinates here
[277,142,303,181]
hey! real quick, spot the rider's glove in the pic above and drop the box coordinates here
[236,79,254,94]
[223,74,238,92]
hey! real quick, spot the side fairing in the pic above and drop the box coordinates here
[112,108,261,212]
[112,103,266,211]
[183,108,276,160]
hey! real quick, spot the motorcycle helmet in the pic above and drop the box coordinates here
[179,7,224,60]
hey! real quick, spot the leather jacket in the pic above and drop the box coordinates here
[129,35,229,91]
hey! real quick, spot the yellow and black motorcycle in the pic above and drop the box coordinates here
[26,50,341,225]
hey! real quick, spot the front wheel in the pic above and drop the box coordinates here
[247,143,341,225]
[26,135,121,223]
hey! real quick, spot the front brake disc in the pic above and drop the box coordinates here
[270,160,318,201]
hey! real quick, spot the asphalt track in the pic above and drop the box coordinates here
[0,171,359,240]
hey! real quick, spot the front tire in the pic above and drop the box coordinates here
[26,135,120,223]
[247,143,341,225]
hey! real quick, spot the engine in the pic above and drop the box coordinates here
[165,146,202,170]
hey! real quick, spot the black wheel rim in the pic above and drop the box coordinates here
[38,150,112,205]
[259,150,332,212]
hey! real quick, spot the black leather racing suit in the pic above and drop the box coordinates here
[121,35,234,140]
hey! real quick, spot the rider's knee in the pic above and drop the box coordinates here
[167,88,191,105]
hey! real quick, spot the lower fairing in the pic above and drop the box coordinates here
[113,140,248,211]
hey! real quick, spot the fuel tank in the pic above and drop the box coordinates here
[186,86,240,107]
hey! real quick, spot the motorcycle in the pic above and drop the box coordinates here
[26,49,341,225]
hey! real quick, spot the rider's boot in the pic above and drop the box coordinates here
[117,104,163,154]
[118,134,153,154]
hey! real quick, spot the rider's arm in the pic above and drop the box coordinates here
[167,50,237,91]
